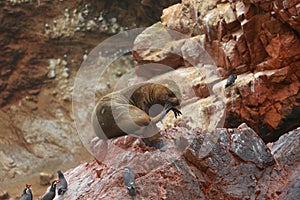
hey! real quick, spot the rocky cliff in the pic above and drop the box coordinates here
[62,0,300,199]
[133,0,300,143]
[0,0,299,199]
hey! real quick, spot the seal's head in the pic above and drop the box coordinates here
[154,79,181,107]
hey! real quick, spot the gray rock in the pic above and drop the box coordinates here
[40,172,53,186]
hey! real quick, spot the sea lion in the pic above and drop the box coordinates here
[92,80,182,148]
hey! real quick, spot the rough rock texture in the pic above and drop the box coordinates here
[132,0,300,142]
[62,124,300,200]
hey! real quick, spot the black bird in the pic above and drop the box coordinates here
[225,74,237,88]
[57,170,68,195]
[20,184,33,200]
[41,180,60,200]
[123,167,136,197]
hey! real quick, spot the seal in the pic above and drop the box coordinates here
[92,80,182,148]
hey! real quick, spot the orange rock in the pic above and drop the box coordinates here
[264,106,282,129]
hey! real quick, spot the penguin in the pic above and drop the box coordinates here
[53,20,57,27]
[98,11,104,22]
[64,8,70,18]
[44,23,50,28]
[62,54,68,67]
[123,167,136,198]
[20,184,33,200]
[57,170,68,195]
[41,180,60,200]
[225,74,237,88]
[44,23,50,35]
[83,50,88,61]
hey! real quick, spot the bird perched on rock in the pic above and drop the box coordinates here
[123,167,136,198]
[41,180,60,200]
[57,170,68,195]
[20,184,33,200]
[225,74,237,88]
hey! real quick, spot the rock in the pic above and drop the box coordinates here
[132,0,300,142]
[0,79,7,91]
[132,22,186,75]
[231,123,275,169]
[62,125,300,199]
[27,89,40,95]
[47,70,56,79]
[181,35,215,67]
[40,172,54,186]
[270,128,300,200]
[272,0,300,34]
[161,3,195,35]
[223,70,300,142]
[270,129,300,171]
[0,191,9,200]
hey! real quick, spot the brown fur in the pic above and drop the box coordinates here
[92,80,181,147]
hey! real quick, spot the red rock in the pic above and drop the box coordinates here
[192,83,210,98]
[242,15,269,66]
[267,66,290,83]
[266,32,300,60]
[131,0,300,143]
[273,1,300,33]
[0,191,9,200]
[0,79,7,91]
[63,125,300,199]
[264,106,282,129]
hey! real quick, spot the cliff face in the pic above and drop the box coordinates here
[133,0,300,142]
[62,0,300,199]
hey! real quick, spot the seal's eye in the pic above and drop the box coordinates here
[168,96,179,106]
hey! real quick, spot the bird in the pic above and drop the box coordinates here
[123,167,136,197]
[225,74,237,88]
[83,50,88,61]
[41,180,60,200]
[57,170,68,195]
[20,184,33,200]
[53,20,57,27]
[44,23,50,29]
